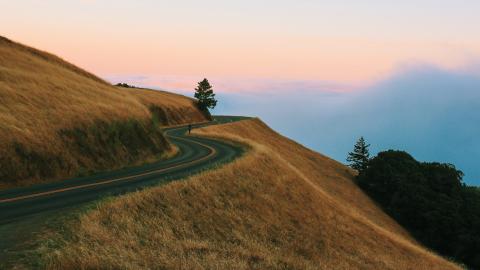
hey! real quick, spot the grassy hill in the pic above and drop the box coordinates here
[42,119,460,269]
[0,36,207,189]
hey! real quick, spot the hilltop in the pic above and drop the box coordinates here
[42,119,460,270]
[0,36,207,189]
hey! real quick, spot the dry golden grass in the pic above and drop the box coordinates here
[0,36,207,188]
[43,119,461,270]
[126,87,208,125]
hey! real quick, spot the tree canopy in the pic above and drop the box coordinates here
[357,150,480,269]
[347,136,370,172]
[194,78,217,112]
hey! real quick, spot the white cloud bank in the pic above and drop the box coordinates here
[214,65,480,185]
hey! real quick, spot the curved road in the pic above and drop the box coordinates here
[0,117,245,224]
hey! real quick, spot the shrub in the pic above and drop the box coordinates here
[358,150,480,269]
[115,83,136,88]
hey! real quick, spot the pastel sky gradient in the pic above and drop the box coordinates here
[2,0,480,89]
[2,1,480,184]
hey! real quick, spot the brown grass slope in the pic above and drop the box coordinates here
[44,119,460,270]
[0,36,207,189]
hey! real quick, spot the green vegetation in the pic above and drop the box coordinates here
[346,136,370,172]
[114,82,136,88]
[0,116,171,185]
[194,78,217,114]
[357,150,480,269]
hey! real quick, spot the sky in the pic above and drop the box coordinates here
[2,0,480,86]
[210,66,480,185]
[1,1,479,184]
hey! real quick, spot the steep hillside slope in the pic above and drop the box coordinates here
[126,87,209,125]
[0,36,207,189]
[43,119,460,270]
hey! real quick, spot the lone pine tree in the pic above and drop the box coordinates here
[194,78,217,112]
[347,136,370,172]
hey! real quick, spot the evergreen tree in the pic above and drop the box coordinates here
[194,78,217,111]
[347,136,370,172]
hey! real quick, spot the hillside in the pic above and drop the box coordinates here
[42,119,460,270]
[0,36,208,189]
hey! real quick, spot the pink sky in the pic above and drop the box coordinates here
[1,1,479,92]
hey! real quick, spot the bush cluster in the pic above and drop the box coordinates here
[358,150,480,269]
[115,83,136,88]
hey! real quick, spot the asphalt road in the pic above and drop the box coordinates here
[0,116,246,224]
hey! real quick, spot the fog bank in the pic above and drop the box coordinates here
[214,67,480,185]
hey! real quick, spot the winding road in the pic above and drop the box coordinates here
[0,116,246,224]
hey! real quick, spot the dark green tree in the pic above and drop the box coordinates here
[347,136,370,172]
[356,150,480,269]
[194,78,217,111]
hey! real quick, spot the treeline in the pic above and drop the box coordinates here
[348,140,480,269]
[115,83,137,88]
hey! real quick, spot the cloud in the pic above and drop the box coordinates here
[348,66,480,181]
[215,65,480,185]
[101,73,354,94]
